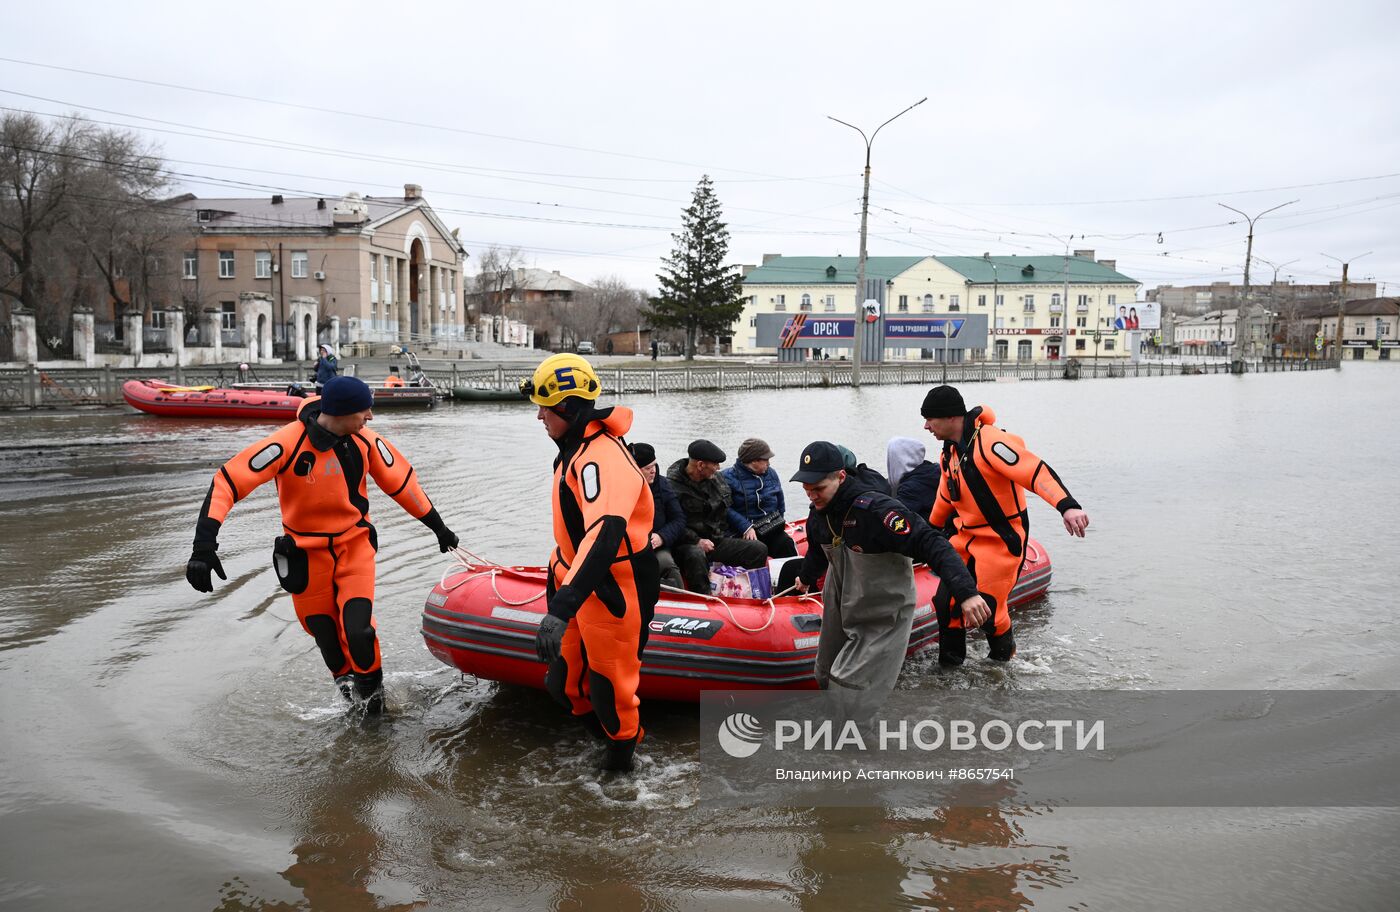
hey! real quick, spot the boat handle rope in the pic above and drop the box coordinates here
[1025,540,1043,563]
[439,547,546,606]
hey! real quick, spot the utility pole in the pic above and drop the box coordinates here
[1253,256,1298,358]
[1218,200,1296,359]
[1049,233,1075,362]
[828,98,927,387]
[1321,251,1372,360]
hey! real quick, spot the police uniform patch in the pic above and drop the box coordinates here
[883,511,910,535]
[580,462,601,502]
[991,441,1019,466]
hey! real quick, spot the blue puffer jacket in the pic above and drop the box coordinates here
[722,462,786,526]
[650,474,688,548]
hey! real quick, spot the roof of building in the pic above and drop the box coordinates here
[1302,296,1400,318]
[740,256,925,285]
[506,267,592,293]
[171,193,467,256]
[740,254,1137,286]
[937,256,1137,285]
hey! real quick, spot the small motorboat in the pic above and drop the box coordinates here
[421,525,1052,702]
[451,386,527,403]
[122,379,308,419]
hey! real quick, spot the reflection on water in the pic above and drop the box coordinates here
[2,366,1399,910]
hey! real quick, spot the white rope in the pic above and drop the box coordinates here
[659,582,790,635]
[437,547,547,605]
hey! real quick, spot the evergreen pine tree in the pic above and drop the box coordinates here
[644,175,745,360]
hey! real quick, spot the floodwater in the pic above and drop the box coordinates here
[1,365,1397,911]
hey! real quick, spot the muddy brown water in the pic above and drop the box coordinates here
[1,365,1397,911]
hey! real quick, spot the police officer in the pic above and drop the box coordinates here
[791,441,989,715]
[523,354,660,772]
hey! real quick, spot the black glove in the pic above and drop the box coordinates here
[420,508,458,553]
[535,614,568,663]
[186,546,226,593]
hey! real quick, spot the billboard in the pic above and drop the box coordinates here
[758,313,988,350]
[1111,301,1159,331]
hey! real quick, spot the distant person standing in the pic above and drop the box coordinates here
[650,338,659,361]
[313,344,338,384]
[921,385,1089,666]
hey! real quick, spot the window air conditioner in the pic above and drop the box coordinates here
[314,271,326,281]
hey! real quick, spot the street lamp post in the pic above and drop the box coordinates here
[1252,256,1298,358]
[828,98,927,388]
[1321,250,1372,360]
[1217,200,1297,359]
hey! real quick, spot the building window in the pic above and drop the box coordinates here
[1076,316,1087,328]
[898,294,908,311]
[1050,316,1061,328]
[1108,294,1117,308]
[977,294,986,308]
[824,295,835,311]
[150,311,167,330]
[1077,294,1089,308]
[369,254,377,281]
[1075,338,1086,351]
[800,294,812,311]
[1380,322,1392,337]
[291,251,309,278]
[949,294,960,311]
[1355,323,1366,337]
[218,251,235,278]
[1105,339,1116,351]
[774,294,785,311]
[183,252,197,280]
[1018,340,1032,360]
[220,301,236,330]
[1024,294,1034,310]
[1024,316,1034,329]
[923,294,933,312]
[255,250,272,279]
[996,294,1005,308]
[1051,293,1060,307]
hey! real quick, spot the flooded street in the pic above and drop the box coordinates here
[2,365,1398,911]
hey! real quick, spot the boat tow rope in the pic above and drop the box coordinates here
[657,583,821,635]
[438,547,546,606]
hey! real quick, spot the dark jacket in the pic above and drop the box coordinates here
[722,462,786,523]
[793,463,884,585]
[895,461,940,520]
[795,465,974,601]
[649,474,687,549]
[314,354,338,384]
[666,458,745,543]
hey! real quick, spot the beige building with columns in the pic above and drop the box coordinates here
[171,184,467,353]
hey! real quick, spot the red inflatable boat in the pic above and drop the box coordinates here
[122,379,308,419]
[421,525,1052,703]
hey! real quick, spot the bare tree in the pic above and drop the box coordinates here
[0,112,93,318]
[469,245,526,318]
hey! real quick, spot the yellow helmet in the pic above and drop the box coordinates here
[521,353,602,407]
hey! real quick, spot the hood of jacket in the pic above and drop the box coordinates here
[885,436,926,493]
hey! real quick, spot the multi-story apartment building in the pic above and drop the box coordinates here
[1148,280,1377,315]
[172,184,467,353]
[735,251,1139,361]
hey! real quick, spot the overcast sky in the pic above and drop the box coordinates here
[5,0,1398,296]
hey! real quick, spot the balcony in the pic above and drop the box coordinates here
[1049,303,1063,314]
[1076,303,1089,313]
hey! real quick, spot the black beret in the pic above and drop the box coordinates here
[687,439,726,463]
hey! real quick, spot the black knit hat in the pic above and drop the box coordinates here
[319,376,374,416]
[920,385,966,419]
[629,442,657,468]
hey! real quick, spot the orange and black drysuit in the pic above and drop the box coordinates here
[192,401,452,699]
[929,405,1080,664]
[543,404,659,748]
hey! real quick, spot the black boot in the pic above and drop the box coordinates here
[599,734,640,773]
[335,675,354,701]
[578,713,607,742]
[353,670,384,715]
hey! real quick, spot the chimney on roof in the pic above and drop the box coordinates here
[271,194,284,205]
[316,198,326,210]
[762,253,782,265]
[1097,259,1116,270]
[1072,248,1094,259]
[404,183,422,200]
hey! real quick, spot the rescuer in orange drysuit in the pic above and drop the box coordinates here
[523,353,659,772]
[923,385,1089,665]
[185,376,458,712]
